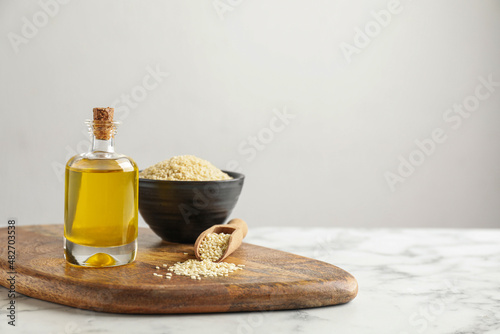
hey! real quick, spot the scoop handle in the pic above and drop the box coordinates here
[217,219,247,262]
[227,218,248,238]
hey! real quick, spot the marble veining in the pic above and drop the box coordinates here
[1,228,499,334]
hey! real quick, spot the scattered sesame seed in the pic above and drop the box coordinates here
[168,258,242,279]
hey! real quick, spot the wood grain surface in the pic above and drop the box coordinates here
[0,225,358,314]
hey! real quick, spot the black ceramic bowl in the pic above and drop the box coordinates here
[138,171,244,243]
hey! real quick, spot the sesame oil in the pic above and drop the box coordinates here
[64,161,138,248]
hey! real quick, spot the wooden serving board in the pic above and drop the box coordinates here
[0,225,357,314]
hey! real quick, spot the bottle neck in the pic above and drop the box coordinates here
[91,135,115,153]
[87,120,119,154]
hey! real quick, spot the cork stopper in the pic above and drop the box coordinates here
[92,107,115,140]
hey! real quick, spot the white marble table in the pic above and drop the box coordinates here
[1,228,499,334]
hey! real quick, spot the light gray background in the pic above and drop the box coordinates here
[1,0,499,228]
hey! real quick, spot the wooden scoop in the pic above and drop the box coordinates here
[194,218,248,262]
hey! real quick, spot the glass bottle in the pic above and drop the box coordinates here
[64,107,138,267]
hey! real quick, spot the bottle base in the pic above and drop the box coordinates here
[64,238,137,267]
